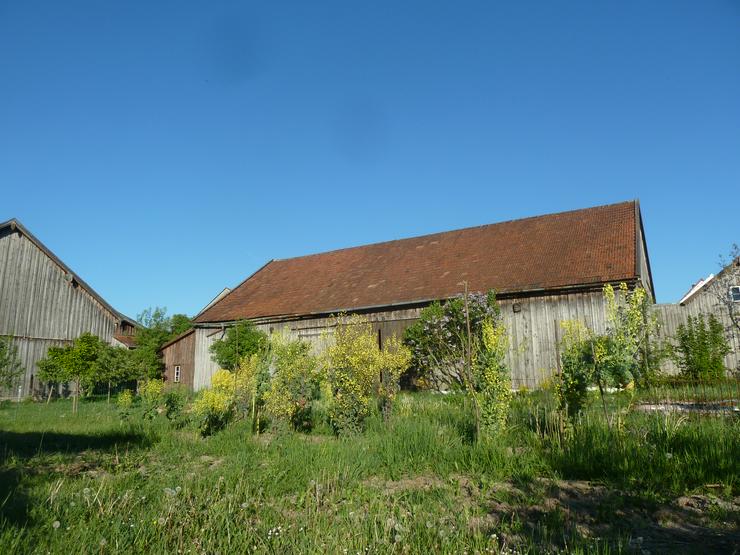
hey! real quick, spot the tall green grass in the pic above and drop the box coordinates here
[0,390,737,554]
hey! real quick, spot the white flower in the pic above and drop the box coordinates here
[52,521,60,530]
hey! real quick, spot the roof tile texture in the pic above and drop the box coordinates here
[195,201,637,323]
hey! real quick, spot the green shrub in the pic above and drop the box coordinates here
[0,335,23,389]
[164,388,188,427]
[404,289,512,440]
[476,319,512,435]
[325,316,411,435]
[556,320,594,419]
[209,320,267,371]
[674,314,730,380]
[192,369,237,436]
[139,379,164,419]
[262,334,321,431]
[403,291,500,390]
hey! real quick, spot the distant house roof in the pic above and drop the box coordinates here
[679,274,715,305]
[0,218,134,327]
[195,287,232,318]
[195,201,650,323]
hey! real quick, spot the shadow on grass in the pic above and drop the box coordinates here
[0,430,152,464]
[0,430,152,529]
[0,468,27,528]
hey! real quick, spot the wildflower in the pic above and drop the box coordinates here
[99,538,107,547]
[158,517,166,526]
[82,488,91,496]
[52,521,60,530]
[164,488,177,497]
[240,502,249,509]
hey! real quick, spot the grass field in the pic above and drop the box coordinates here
[1,390,738,554]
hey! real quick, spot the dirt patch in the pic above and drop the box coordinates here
[198,455,224,469]
[364,475,444,496]
[472,479,740,554]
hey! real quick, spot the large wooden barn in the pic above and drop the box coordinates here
[163,200,654,391]
[0,219,136,399]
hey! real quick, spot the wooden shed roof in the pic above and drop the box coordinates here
[195,201,649,323]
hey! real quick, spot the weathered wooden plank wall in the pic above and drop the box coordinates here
[654,297,740,374]
[0,228,120,398]
[162,331,196,388]
[191,294,613,390]
[192,327,225,391]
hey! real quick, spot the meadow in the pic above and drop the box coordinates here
[0,389,738,554]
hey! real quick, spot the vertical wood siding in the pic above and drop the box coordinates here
[0,229,120,397]
[162,331,196,388]
[191,292,611,391]
[193,327,225,391]
[654,292,739,374]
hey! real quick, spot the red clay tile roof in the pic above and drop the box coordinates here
[195,201,642,323]
[113,334,137,348]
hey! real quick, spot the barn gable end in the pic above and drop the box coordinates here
[0,219,133,398]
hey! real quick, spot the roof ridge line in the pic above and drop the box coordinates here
[271,199,637,264]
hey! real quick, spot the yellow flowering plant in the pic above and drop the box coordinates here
[139,379,165,419]
[325,315,411,434]
[262,333,321,431]
[191,368,243,435]
[475,318,512,434]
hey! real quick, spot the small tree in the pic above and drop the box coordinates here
[37,345,72,402]
[556,320,595,419]
[706,244,740,371]
[92,344,137,402]
[325,315,411,435]
[131,307,174,379]
[263,334,321,431]
[476,317,512,435]
[209,320,267,371]
[376,335,412,422]
[403,291,501,390]
[37,333,103,413]
[169,313,193,336]
[601,283,658,387]
[674,314,729,381]
[0,336,23,391]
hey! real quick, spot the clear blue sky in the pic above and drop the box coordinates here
[1,1,738,318]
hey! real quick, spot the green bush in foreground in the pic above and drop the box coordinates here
[674,313,730,381]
